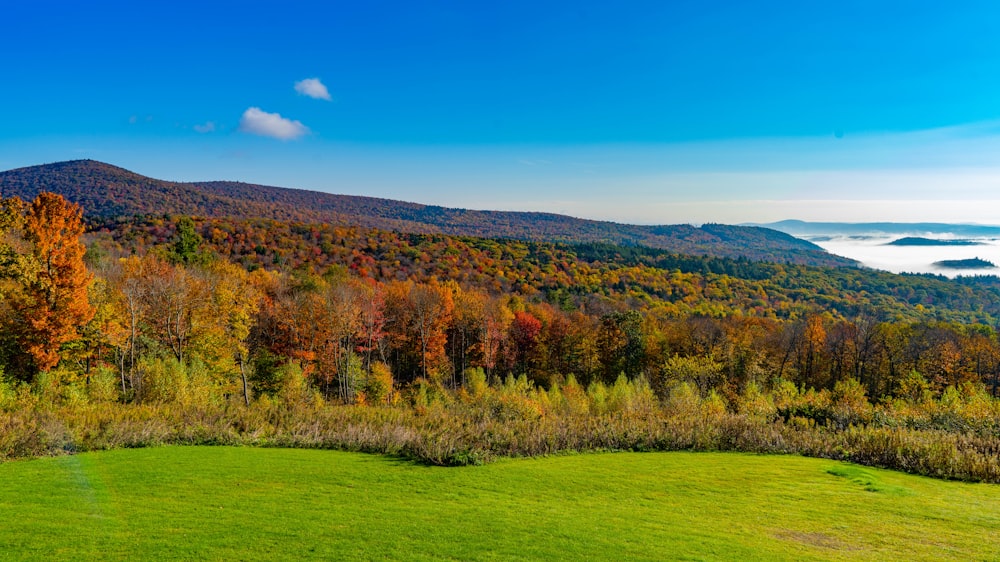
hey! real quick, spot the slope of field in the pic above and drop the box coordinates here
[2,447,997,560]
[0,160,854,266]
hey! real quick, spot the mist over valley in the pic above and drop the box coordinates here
[764,220,1000,277]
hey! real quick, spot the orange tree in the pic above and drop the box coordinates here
[10,192,95,374]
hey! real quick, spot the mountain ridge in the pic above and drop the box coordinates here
[759,219,1000,238]
[0,160,855,266]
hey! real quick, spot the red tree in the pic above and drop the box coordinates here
[510,311,542,374]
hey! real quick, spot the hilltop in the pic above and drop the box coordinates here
[0,160,854,266]
[887,237,983,247]
[933,258,996,270]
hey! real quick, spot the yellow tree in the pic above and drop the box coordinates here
[800,314,829,389]
[107,255,153,394]
[408,279,453,381]
[451,286,486,384]
[11,193,95,373]
[141,256,208,364]
[78,274,128,384]
[356,279,386,373]
[480,295,513,379]
[382,280,416,380]
[0,197,28,375]
[0,197,24,282]
[203,261,262,405]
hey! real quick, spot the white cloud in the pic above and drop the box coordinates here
[238,107,309,140]
[294,77,332,101]
[194,121,216,133]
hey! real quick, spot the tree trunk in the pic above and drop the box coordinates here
[238,355,250,407]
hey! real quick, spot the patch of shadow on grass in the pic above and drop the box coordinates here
[826,465,913,496]
[378,453,428,467]
[773,530,853,551]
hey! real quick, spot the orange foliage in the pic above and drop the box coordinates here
[14,192,95,371]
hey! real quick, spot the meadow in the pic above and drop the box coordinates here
[2,447,998,560]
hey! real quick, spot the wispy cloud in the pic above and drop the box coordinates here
[194,121,216,133]
[238,107,309,140]
[294,78,332,101]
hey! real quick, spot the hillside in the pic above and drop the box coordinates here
[0,160,854,266]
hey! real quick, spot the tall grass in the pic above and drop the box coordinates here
[2,370,1000,482]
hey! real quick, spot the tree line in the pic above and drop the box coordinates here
[2,193,1000,408]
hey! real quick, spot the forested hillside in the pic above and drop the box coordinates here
[5,190,1000,482]
[88,214,1000,324]
[0,160,854,266]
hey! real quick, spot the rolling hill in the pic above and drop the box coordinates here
[0,160,855,266]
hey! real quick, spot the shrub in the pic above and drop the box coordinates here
[830,378,873,428]
[464,367,488,399]
[664,382,702,418]
[587,380,609,414]
[559,375,590,416]
[135,357,187,404]
[736,382,776,421]
[2,366,1000,483]
[662,355,722,395]
[701,390,728,418]
[365,362,394,406]
[86,367,121,403]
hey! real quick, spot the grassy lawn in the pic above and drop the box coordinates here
[1,447,998,560]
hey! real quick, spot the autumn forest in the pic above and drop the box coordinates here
[3,163,1000,483]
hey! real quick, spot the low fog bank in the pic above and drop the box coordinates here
[808,233,1000,277]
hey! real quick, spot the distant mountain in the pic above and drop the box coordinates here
[0,160,855,266]
[934,258,996,270]
[760,220,1000,238]
[888,237,983,247]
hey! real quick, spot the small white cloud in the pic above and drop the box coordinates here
[294,77,332,101]
[238,107,309,140]
[194,121,216,133]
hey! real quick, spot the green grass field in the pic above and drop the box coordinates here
[1,448,998,560]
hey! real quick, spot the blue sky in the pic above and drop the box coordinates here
[3,1,1000,223]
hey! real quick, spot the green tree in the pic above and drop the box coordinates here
[170,216,206,265]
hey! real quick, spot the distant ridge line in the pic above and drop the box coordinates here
[757,219,1000,237]
[0,160,857,267]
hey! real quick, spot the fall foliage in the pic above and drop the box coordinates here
[6,193,93,372]
[1,192,1000,487]
[0,180,998,413]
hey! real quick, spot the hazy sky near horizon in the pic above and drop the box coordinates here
[4,1,1000,224]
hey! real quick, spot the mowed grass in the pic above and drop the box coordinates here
[1,448,999,561]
